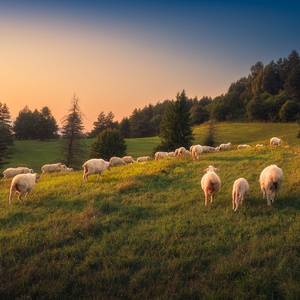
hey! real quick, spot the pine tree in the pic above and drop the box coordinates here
[60,94,87,167]
[156,90,194,151]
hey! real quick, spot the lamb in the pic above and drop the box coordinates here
[9,173,40,205]
[2,167,24,179]
[109,157,127,167]
[192,145,203,160]
[41,163,62,174]
[201,165,221,205]
[232,178,249,211]
[155,152,168,161]
[136,156,150,163]
[218,142,232,151]
[270,137,282,147]
[17,167,34,174]
[259,165,283,206]
[237,144,251,150]
[82,158,111,182]
[122,156,136,164]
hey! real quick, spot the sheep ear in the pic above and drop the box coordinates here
[215,168,219,171]
[204,168,209,172]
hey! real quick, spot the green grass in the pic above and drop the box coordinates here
[1,122,300,299]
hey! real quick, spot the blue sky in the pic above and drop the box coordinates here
[1,0,299,130]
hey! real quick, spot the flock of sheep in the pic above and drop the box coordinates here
[3,137,283,211]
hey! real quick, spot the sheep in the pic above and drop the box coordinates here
[201,165,221,205]
[41,163,62,174]
[237,144,251,150]
[255,144,264,148]
[155,152,168,161]
[136,156,150,163]
[201,146,219,153]
[82,159,111,182]
[192,145,203,160]
[61,165,74,172]
[190,145,195,154]
[179,149,191,156]
[270,137,282,147]
[218,142,232,151]
[175,147,186,157]
[259,165,283,206]
[2,167,24,179]
[17,167,34,174]
[109,157,127,167]
[122,156,136,164]
[9,173,40,205]
[167,152,175,157]
[232,178,249,211]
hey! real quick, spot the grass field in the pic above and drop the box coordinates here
[1,122,300,299]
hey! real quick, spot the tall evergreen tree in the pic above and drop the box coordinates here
[90,111,118,138]
[0,102,13,168]
[156,90,194,151]
[119,117,132,138]
[60,94,87,167]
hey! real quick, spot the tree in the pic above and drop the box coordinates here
[119,117,132,138]
[13,106,35,140]
[284,63,300,99]
[202,114,217,146]
[279,100,300,122]
[88,129,127,161]
[156,90,194,151]
[90,111,118,138]
[0,102,13,168]
[60,94,87,167]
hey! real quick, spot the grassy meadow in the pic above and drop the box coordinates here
[1,122,300,299]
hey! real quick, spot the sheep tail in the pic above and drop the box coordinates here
[9,183,17,205]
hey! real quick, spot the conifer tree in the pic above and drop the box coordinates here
[60,94,87,167]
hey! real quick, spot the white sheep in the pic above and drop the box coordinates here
[218,142,232,151]
[175,147,186,157]
[192,145,203,160]
[41,163,62,174]
[82,159,111,182]
[270,137,282,147]
[122,156,136,164]
[190,145,195,154]
[2,168,24,179]
[179,149,191,156]
[61,165,74,172]
[259,165,283,206]
[201,165,221,205]
[109,157,127,167]
[237,144,251,150]
[167,152,175,157]
[17,167,34,174]
[232,178,249,211]
[155,152,168,161]
[136,156,150,163]
[9,173,40,205]
[255,144,264,147]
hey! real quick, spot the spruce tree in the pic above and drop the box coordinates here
[156,90,194,151]
[60,94,87,167]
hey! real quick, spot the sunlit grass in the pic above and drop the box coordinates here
[1,123,300,298]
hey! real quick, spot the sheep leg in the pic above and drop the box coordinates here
[205,192,208,206]
[18,192,24,203]
[96,173,102,181]
[211,194,214,203]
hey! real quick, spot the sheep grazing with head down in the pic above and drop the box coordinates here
[232,178,249,211]
[237,144,251,150]
[122,156,136,164]
[259,165,283,206]
[109,157,127,167]
[217,142,231,151]
[201,165,221,205]
[82,159,111,182]
[2,167,24,179]
[136,156,150,163]
[192,145,203,160]
[270,137,282,147]
[41,163,62,174]
[155,152,168,161]
[9,173,40,205]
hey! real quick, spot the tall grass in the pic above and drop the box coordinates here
[1,123,300,298]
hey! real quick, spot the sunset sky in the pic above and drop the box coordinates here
[1,0,300,131]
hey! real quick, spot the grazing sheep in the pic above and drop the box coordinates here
[201,165,221,205]
[9,173,40,205]
[155,152,168,161]
[232,178,249,211]
[270,137,282,147]
[3,168,24,179]
[122,156,136,164]
[218,142,232,151]
[190,145,195,154]
[237,144,251,150]
[167,152,175,157]
[17,167,34,174]
[179,149,191,156]
[41,163,62,174]
[136,156,150,163]
[82,159,111,182]
[175,147,186,157]
[192,145,203,160]
[255,144,264,148]
[259,165,283,206]
[61,165,74,172]
[109,157,127,167]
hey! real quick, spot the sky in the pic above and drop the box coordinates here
[1,0,300,132]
